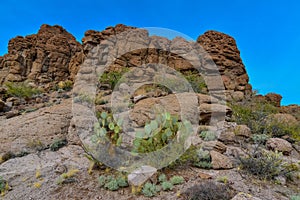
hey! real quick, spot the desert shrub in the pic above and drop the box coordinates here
[230,99,279,135]
[182,70,207,93]
[184,181,235,200]
[0,176,9,195]
[170,176,185,185]
[238,147,299,180]
[59,80,73,91]
[290,195,300,200]
[251,134,270,144]
[57,169,79,185]
[193,149,212,169]
[161,181,173,191]
[217,176,229,184]
[263,119,300,142]
[158,173,167,183]
[91,111,123,146]
[98,174,128,191]
[142,182,160,197]
[168,145,212,169]
[99,68,129,89]
[50,139,67,151]
[105,179,119,191]
[5,81,41,99]
[199,130,217,141]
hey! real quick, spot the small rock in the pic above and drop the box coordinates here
[234,125,251,138]
[0,99,5,111]
[231,193,262,200]
[210,150,233,169]
[218,131,236,144]
[133,94,147,103]
[202,141,227,154]
[127,165,157,186]
[5,110,19,119]
[198,172,212,179]
[266,138,293,155]
[274,175,286,185]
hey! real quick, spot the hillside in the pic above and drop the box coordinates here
[0,24,299,200]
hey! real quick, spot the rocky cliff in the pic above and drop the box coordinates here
[0,24,252,100]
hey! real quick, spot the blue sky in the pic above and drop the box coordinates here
[0,0,299,105]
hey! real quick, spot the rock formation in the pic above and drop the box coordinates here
[0,24,82,88]
[0,24,253,102]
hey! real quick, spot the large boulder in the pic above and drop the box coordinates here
[0,99,72,155]
[266,138,293,155]
[210,150,233,169]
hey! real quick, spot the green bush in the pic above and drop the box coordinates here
[168,145,212,169]
[263,119,300,142]
[184,181,235,200]
[230,100,278,135]
[98,174,129,191]
[5,81,41,99]
[142,182,159,197]
[57,80,73,91]
[158,173,167,183]
[290,195,300,200]
[104,179,119,191]
[252,134,270,144]
[193,149,212,169]
[238,147,299,180]
[50,139,67,151]
[161,181,173,191]
[170,176,184,185]
[99,68,129,89]
[200,130,217,141]
[182,70,207,93]
[0,176,8,195]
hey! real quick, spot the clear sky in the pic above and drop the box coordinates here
[0,0,299,105]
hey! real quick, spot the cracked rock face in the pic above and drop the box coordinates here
[0,24,82,86]
[0,99,72,156]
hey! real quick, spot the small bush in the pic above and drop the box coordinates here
[0,176,9,196]
[57,169,79,185]
[99,68,129,89]
[238,147,299,180]
[252,134,270,144]
[105,179,119,191]
[200,130,217,141]
[193,149,212,169]
[158,173,167,183]
[5,81,41,99]
[182,70,207,93]
[184,181,235,200]
[161,181,173,191]
[98,174,129,191]
[217,176,228,184]
[290,195,300,200]
[170,176,184,185]
[230,99,279,135]
[57,80,73,91]
[142,182,159,197]
[50,139,67,151]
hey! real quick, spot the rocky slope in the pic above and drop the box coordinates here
[0,24,299,200]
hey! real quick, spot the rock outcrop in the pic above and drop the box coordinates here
[197,31,252,101]
[0,25,82,88]
[0,24,252,102]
